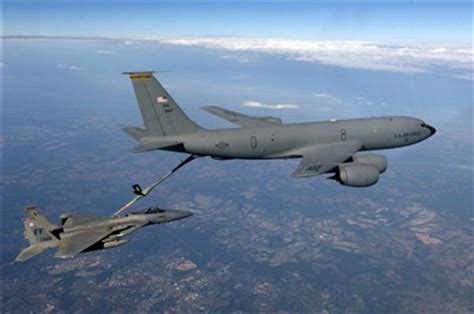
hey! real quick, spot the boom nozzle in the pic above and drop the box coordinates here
[133,184,145,196]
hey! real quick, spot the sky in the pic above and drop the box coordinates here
[2,1,472,126]
[3,2,472,82]
[3,2,472,42]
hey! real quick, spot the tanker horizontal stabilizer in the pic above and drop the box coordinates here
[129,141,183,153]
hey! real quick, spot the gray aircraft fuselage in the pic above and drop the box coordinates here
[62,209,192,236]
[141,116,435,159]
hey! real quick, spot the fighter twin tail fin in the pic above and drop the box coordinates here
[15,206,60,261]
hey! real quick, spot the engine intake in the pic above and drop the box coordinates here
[331,163,380,187]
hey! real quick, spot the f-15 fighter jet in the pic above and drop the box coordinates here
[122,72,436,187]
[16,205,192,261]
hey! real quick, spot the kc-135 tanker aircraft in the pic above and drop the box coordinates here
[123,72,436,187]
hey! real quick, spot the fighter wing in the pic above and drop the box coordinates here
[61,212,105,228]
[202,106,282,127]
[291,141,363,177]
[54,229,114,259]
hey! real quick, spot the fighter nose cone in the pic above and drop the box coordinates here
[168,210,193,221]
[178,211,193,219]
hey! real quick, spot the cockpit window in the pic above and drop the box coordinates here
[131,207,164,215]
[421,123,427,127]
[145,207,164,214]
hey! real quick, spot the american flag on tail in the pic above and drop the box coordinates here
[157,96,168,104]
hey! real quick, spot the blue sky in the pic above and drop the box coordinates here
[4,2,472,41]
[3,1,472,123]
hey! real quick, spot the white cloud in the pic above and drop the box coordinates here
[160,37,472,76]
[0,63,6,68]
[313,93,341,104]
[219,55,254,63]
[8,35,472,78]
[452,73,473,81]
[230,73,251,80]
[57,64,86,71]
[243,100,299,109]
[96,49,116,55]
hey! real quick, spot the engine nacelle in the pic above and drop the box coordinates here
[353,154,388,173]
[333,163,380,187]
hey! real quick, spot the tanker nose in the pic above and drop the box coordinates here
[421,123,436,137]
[426,124,436,136]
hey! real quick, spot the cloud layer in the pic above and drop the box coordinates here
[96,49,116,55]
[5,35,472,79]
[313,93,341,104]
[242,101,299,110]
[57,64,86,71]
[161,37,472,78]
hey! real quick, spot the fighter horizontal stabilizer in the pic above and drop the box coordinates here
[15,245,47,262]
[202,106,282,128]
